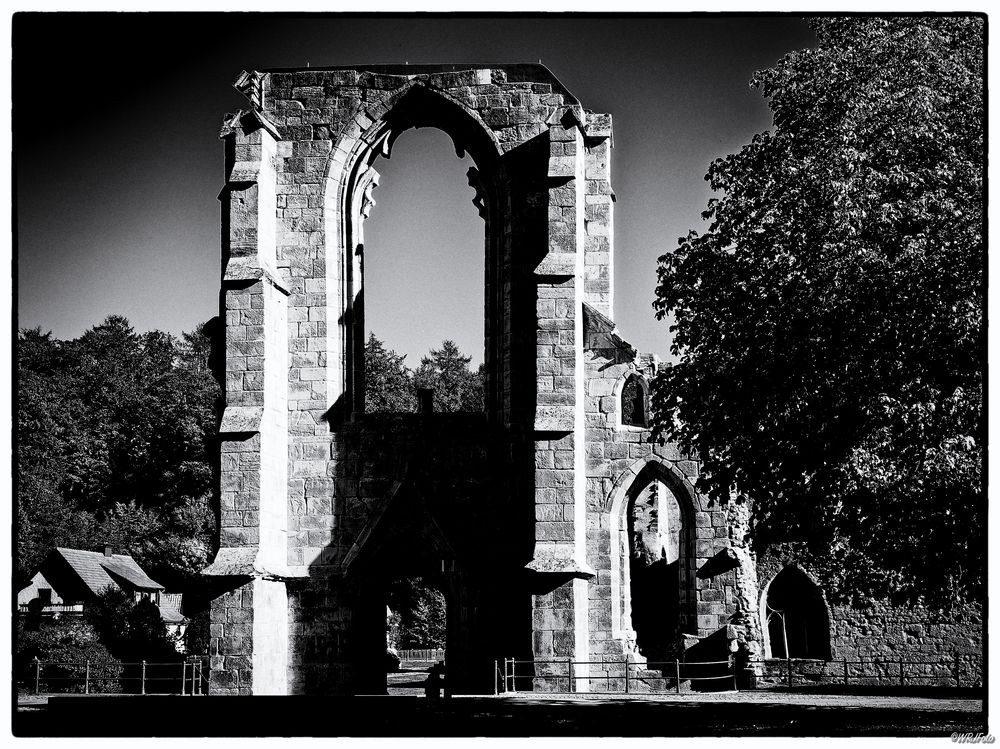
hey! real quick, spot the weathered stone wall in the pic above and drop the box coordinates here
[205,64,610,694]
[580,305,758,678]
[203,62,982,697]
[756,553,983,687]
[208,582,254,695]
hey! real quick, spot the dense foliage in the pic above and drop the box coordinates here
[653,18,983,605]
[17,316,219,589]
[365,333,483,413]
[387,577,447,650]
[85,588,183,662]
[16,617,123,693]
[365,333,418,412]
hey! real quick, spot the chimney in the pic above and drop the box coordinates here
[417,388,434,414]
[103,545,113,557]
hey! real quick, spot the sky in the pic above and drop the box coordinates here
[14,13,816,365]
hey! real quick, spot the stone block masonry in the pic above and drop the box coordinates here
[201,63,982,696]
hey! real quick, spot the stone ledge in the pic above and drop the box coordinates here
[228,160,260,183]
[203,546,308,580]
[525,546,596,578]
[219,405,264,435]
[223,256,290,294]
[219,107,281,142]
[582,302,636,358]
[534,252,576,279]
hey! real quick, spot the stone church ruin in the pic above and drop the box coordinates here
[203,64,982,695]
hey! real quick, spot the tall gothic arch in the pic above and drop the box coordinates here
[204,65,618,695]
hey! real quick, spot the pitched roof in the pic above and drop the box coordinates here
[157,593,187,624]
[53,548,164,597]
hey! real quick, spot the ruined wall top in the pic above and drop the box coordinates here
[238,63,579,103]
[255,63,578,100]
[230,63,613,155]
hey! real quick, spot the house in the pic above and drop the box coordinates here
[157,592,189,645]
[17,546,188,648]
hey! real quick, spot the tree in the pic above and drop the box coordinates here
[85,587,181,663]
[16,617,122,694]
[414,340,484,413]
[652,17,983,606]
[364,333,417,413]
[17,328,99,584]
[364,334,483,413]
[387,577,447,649]
[16,316,219,586]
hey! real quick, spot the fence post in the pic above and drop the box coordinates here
[899,659,904,688]
[568,658,573,693]
[955,653,961,689]
[141,660,147,695]
[624,655,629,694]
[786,657,792,688]
[675,659,681,694]
[85,660,90,694]
[181,661,187,696]
[731,655,737,691]
[843,658,848,687]
[34,657,40,695]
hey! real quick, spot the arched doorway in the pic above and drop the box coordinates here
[627,477,684,661]
[385,575,448,695]
[762,566,832,660]
[609,459,698,663]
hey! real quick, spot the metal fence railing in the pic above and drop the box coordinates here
[495,653,982,695]
[21,657,208,696]
[750,654,979,689]
[496,655,738,694]
[17,604,85,615]
[398,648,446,662]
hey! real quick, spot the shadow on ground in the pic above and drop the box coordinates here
[13,692,986,737]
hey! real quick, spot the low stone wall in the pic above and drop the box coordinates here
[754,552,983,689]
[826,600,983,687]
[752,656,974,689]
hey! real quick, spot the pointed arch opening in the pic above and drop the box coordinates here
[324,83,504,423]
[362,127,484,413]
[609,459,699,662]
[761,565,832,660]
[620,373,649,428]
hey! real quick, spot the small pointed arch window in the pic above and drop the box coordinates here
[764,566,832,660]
[621,373,649,428]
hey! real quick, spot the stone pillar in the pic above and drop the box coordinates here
[583,113,614,317]
[205,108,294,695]
[526,109,596,691]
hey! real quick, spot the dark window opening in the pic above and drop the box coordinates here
[38,589,51,606]
[628,479,684,661]
[765,566,831,660]
[621,374,649,427]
